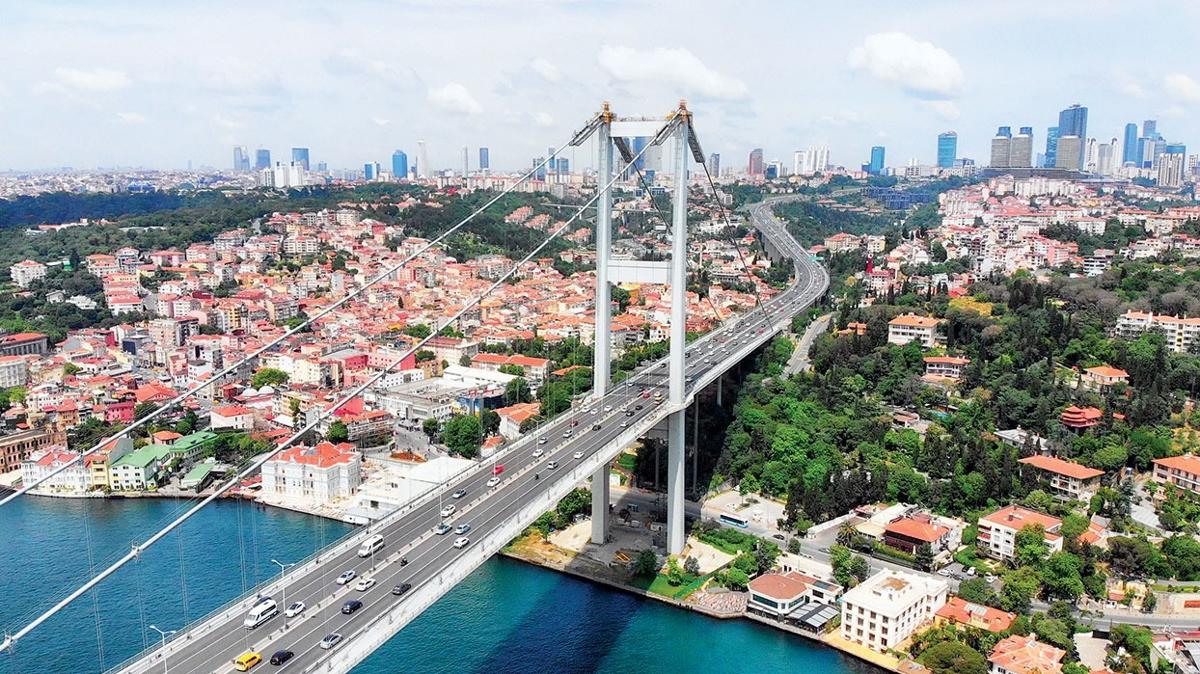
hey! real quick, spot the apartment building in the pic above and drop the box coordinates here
[9,260,47,288]
[261,441,361,503]
[977,505,1063,561]
[1115,310,1200,353]
[887,314,943,348]
[923,356,970,380]
[1152,454,1200,495]
[0,356,29,388]
[20,449,94,494]
[1079,365,1129,391]
[0,428,60,473]
[840,569,948,652]
[1018,455,1104,501]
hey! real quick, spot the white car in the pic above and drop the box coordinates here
[319,633,343,650]
[354,578,376,592]
[603,405,612,412]
[452,489,466,499]
[453,537,470,549]
[589,408,598,415]
[532,448,545,458]
[285,601,306,618]
[434,523,451,535]
[486,476,500,487]
[454,523,471,535]
[572,451,583,460]
[335,570,356,585]
[440,504,456,518]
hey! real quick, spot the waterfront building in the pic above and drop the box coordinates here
[109,444,173,491]
[935,596,1015,633]
[1152,454,1200,495]
[1017,455,1103,501]
[21,448,94,494]
[840,569,947,652]
[261,441,361,503]
[976,505,1062,561]
[1,428,62,474]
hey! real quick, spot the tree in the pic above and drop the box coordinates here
[633,549,659,577]
[1142,590,1157,613]
[174,408,199,435]
[918,640,987,674]
[831,544,870,587]
[666,557,685,586]
[1014,524,1050,568]
[251,367,289,388]
[498,364,525,377]
[134,402,159,421]
[1041,552,1085,602]
[684,556,701,576]
[403,323,432,339]
[422,417,440,441]
[415,349,436,363]
[63,362,81,376]
[459,354,472,367]
[504,377,532,405]
[916,543,935,571]
[480,409,500,436]
[957,578,998,607]
[1000,567,1040,613]
[326,420,349,443]
[288,397,302,420]
[441,414,483,458]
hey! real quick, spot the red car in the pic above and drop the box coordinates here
[641,391,651,399]
[492,464,505,476]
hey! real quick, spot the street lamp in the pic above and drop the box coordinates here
[147,625,176,674]
[270,559,295,627]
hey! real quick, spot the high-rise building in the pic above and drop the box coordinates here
[868,145,888,173]
[1055,136,1083,171]
[255,148,271,170]
[1057,105,1088,167]
[233,146,249,171]
[1158,151,1185,188]
[532,156,546,181]
[557,157,569,175]
[392,150,408,180]
[792,150,808,176]
[462,146,469,176]
[417,140,429,179]
[265,161,308,188]
[936,132,957,169]
[1010,128,1034,168]
[747,148,764,176]
[478,147,490,171]
[1143,119,1158,139]
[1044,127,1060,168]
[363,162,381,181]
[990,127,1012,168]
[813,146,830,172]
[291,147,310,171]
[708,153,720,176]
[1122,123,1139,166]
[1097,139,1116,176]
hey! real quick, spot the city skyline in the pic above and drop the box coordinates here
[3,2,1200,172]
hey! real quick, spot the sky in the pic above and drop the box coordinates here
[2,0,1200,173]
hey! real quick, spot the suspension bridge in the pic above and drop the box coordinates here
[1,103,829,674]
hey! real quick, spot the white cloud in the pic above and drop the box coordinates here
[533,112,555,128]
[1163,73,1200,102]
[212,114,245,129]
[115,111,146,124]
[1112,68,1147,98]
[847,32,963,99]
[529,57,561,83]
[372,117,390,126]
[35,67,132,94]
[597,45,748,100]
[427,82,482,115]
[922,100,960,121]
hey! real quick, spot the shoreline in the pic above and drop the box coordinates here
[499,544,901,674]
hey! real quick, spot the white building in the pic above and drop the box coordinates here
[10,260,47,288]
[977,505,1063,561]
[1115,310,1200,353]
[0,356,29,388]
[210,404,255,431]
[261,441,361,503]
[840,569,948,652]
[887,314,943,348]
[21,449,94,495]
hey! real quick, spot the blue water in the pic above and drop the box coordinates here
[0,498,870,674]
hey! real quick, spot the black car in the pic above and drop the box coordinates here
[392,583,412,596]
[270,650,294,666]
[591,423,601,431]
[341,599,363,615]
[634,404,643,410]
[625,410,634,416]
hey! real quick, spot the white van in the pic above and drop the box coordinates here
[243,598,278,630]
[357,534,385,558]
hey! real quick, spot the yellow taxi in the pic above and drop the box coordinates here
[233,652,262,671]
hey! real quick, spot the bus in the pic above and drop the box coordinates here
[718,512,749,529]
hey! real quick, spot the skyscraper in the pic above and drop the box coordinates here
[747,148,764,176]
[937,132,957,169]
[557,157,569,175]
[392,150,408,180]
[1009,128,1034,168]
[462,146,469,176]
[1044,127,1060,168]
[291,147,310,171]
[990,127,1012,168]
[1159,150,1185,188]
[868,146,885,175]
[1057,105,1088,167]
[417,140,429,179]
[1055,136,1082,171]
[363,162,381,181]
[1122,123,1139,166]
[478,147,490,171]
[708,153,720,176]
[255,148,271,170]
[233,146,248,171]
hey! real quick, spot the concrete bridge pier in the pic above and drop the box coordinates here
[590,464,609,544]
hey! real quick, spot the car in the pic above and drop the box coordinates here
[492,464,505,475]
[985,574,997,583]
[233,652,262,671]
[269,650,294,666]
[341,599,363,614]
[571,420,579,427]
[590,408,598,415]
[572,451,583,460]
[547,460,559,470]
[591,423,601,431]
[625,409,635,417]
[965,566,977,576]
[452,488,466,499]
[641,391,651,399]
[434,523,451,535]
[486,476,500,487]
[620,421,628,428]
[392,583,412,596]
[335,570,357,585]
[440,504,456,517]
[538,437,547,445]
[454,523,471,535]
[319,633,343,650]
[453,537,470,549]
[603,405,612,412]
[284,601,305,618]
[354,578,376,592]
[937,568,952,577]
[532,448,545,458]
[685,376,693,383]
[562,430,572,438]
[635,404,643,410]
[703,358,711,364]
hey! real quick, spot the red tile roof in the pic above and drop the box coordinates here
[1019,454,1104,480]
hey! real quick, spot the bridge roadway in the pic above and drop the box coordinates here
[113,196,826,674]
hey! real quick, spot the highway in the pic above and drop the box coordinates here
[112,196,827,674]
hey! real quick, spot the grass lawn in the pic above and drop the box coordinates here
[629,572,711,600]
[617,452,637,472]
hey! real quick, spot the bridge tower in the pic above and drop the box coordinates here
[573,102,697,553]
